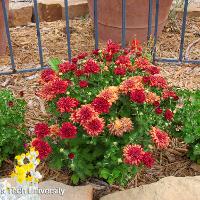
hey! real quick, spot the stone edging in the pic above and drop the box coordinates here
[9,0,88,27]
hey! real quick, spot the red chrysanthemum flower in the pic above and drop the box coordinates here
[114,67,126,76]
[7,101,14,107]
[155,107,163,115]
[149,75,168,89]
[59,61,77,73]
[57,97,79,113]
[123,47,131,54]
[68,153,75,160]
[91,97,110,114]
[38,79,68,101]
[77,52,88,59]
[84,59,100,74]
[71,104,98,124]
[106,39,121,55]
[51,79,68,94]
[79,80,89,88]
[83,117,105,137]
[59,122,77,139]
[153,101,160,107]
[146,65,160,75]
[32,138,52,160]
[123,144,144,166]
[104,54,113,61]
[115,55,131,68]
[72,57,78,64]
[34,123,50,139]
[92,49,99,55]
[130,89,146,104]
[41,69,56,83]
[142,152,155,168]
[164,109,174,121]
[162,90,179,101]
[74,69,85,77]
[149,127,170,149]
[143,76,150,84]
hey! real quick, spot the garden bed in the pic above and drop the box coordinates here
[0,15,200,200]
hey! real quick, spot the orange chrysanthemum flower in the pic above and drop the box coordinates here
[108,117,133,137]
[49,124,60,135]
[70,104,98,124]
[119,76,144,94]
[98,86,119,104]
[149,127,170,149]
[123,144,144,166]
[145,92,160,104]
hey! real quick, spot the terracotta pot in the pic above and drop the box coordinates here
[0,0,9,56]
[88,0,173,44]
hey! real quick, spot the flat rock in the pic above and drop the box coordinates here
[9,0,88,27]
[37,0,88,22]
[9,2,33,27]
[101,176,200,200]
[0,178,93,200]
[39,180,93,200]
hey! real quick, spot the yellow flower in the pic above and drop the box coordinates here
[15,155,25,165]
[15,166,27,175]
[26,176,33,182]
[12,147,42,184]
[17,175,26,184]
[26,163,34,171]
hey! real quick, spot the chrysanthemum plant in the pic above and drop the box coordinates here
[32,40,180,185]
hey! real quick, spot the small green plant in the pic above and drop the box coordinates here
[0,89,28,166]
[172,89,200,163]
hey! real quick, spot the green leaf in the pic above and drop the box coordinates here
[100,169,110,179]
[71,174,80,185]
[48,157,63,170]
[48,58,61,72]
[194,144,200,156]
[112,169,121,178]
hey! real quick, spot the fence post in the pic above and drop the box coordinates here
[147,0,153,41]
[122,0,126,48]
[1,0,16,72]
[152,0,160,63]
[179,0,189,62]
[33,0,44,68]
[64,0,72,61]
[94,0,99,50]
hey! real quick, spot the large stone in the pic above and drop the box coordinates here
[39,180,93,200]
[101,176,200,200]
[67,0,88,19]
[0,178,93,200]
[37,0,88,22]
[9,2,33,27]
[37,3,63,22]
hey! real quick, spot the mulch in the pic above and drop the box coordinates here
[0,14,200,200]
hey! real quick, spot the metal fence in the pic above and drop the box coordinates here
[0,0,199,75]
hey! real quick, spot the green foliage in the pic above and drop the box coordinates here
[0,90,28,166]
[48,58,61,72]
[171,89,200,163]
